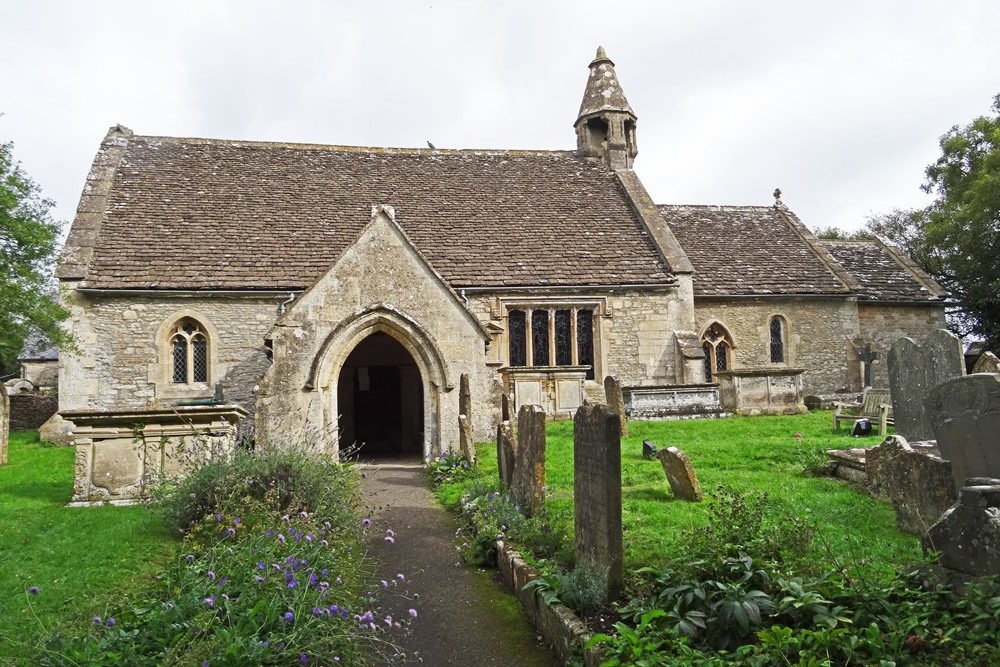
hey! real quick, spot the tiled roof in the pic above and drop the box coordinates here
[659,205,851,296]
[79,135,674,290]
[819,240,945,302]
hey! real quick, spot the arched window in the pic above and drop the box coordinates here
[769,316,786,364]
[701,323,734,382]
[170,318,209,385]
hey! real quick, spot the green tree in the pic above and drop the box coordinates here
[867,94,1000,349]
[0,138,71,374]
[811,226,874,240]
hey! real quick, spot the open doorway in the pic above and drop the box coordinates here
[337,332,423,461]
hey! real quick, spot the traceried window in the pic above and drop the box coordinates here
[507,306,596,380]
[170,318,209,385]
[769,316,786,364]
[701,322,733,382]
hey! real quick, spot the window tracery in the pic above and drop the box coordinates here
[507,306,596,380]
[169,318,209,385]
[701,322,733,382]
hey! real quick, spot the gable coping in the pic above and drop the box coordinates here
[614,170,693,274]
[772,206,860,293]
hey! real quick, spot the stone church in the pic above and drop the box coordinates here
[56,48,946,463]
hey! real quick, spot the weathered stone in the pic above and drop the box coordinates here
[39,413,76,446]
[865,435,956,534]
[972,351,1000,374]
[926,373,1000,493]
[573,403,623,599]
[923,480,1000,576]
[716,368,808,415]
[656,446,703,502]
[888,329,964,441]
[511,405,546,516]
[459,373,472,424]
[496,420,516,489]
[501,391,511,422]
[603,375,628,437]
[0,389,9,465]
[458,414,475,461]
[642,439,657,460]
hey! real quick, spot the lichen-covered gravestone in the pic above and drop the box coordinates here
[603,375,628,437]
[656,446,703,502]
[865,435,956,534]
[926,373,1000,493]
[888,329,964,441]
[510,405,546,516]
[458,414,475,461]
[496,420,516,489]
[923,479,1000,576]
[0,389,9,465]
[972,351,1000,374]
[573,403,623,599]
[459,373,472,424]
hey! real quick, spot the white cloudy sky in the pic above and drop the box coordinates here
[3,0,998,237]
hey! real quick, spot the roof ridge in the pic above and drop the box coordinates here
[657,203,780,211]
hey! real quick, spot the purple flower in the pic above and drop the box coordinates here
[257,561,265,570]
[277,534,286,545]
[185,554,195,561]
[381,580,388,589]
[217,576,229,587]
[233,517,241,526]
[28,586,40,596]
[283,610,295,624]
[300,653,309,664]
[255,576,265,583]
[361,518,372,528]
[408,608,418,619]
[321,539,329,548]
[299,511,309,519]
[385,528,395,537]
[92,616,103,625]
[106,618,116,628]
[312,607,324,617]
[384,535,395,544]
[396,573,405,581]
[207,571,216,581]
[329,604,340,615]
[214,513,222,522]
[204,596,216,608]
[287,579,298,589]
[384,615,393,626]
[224,527,236,538]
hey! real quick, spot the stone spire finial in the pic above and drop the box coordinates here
[577,47,635,123]
[575,47,638,170]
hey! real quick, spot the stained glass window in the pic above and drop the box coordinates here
[531,310,549,366]
[576,309,594,380]
[554,310,572,366]
[508,310,526,366]
[770,317,785,363]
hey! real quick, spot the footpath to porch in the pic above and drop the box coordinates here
[362,465,557,667]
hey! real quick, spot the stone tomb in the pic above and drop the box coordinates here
[656,446,703,502]
[926,373,1000,493]
[603,375,628,437]
[716,368,807,416]
[888,329,964,441]
[510,405,546,516]
[865,435,956,535]
[65,405,246,505]
[573,403,623,599]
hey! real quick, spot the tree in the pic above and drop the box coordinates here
[811,226,875,241]
[0,138,71,374]
[867,94,1000,350]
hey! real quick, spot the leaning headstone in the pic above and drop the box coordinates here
[459,373,472,424]
[888,329,964,441]
[926,373,1000,493]
[923,479,1000,576]
[573,403,623,599]
[603,375,628,438]
[458,414,475,461]
[865,435,957,534]
[39,413,75,446]
[0,389,8,465]
[972,351,1000,374]
[510,405,546,516]
[496,420,516,489]
[656,446,703,502]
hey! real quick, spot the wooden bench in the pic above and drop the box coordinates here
[833,387,893,436]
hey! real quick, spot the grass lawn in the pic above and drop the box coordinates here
[0,431,179,660]
[462,411,919,576]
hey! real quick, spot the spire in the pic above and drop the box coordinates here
[574,47,638,170]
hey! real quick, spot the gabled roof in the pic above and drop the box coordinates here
[62,131,675,291]
[818,239,947,302]
[659,205,853,296]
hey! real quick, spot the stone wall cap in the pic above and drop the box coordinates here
[715,367,807,377]
[61,405,248,426]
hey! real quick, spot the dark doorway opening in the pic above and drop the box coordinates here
[337,332,423,461]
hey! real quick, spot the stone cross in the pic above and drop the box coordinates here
[573,403,623,599]
[510,405,546,516]
[603,375,628,437]
[887,329,965,441]
[496,420,516,489]
[925,373,1000,493]
[0,389,9,465]
[858,343,879,388]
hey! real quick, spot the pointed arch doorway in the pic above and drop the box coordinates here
[337,332,424,460]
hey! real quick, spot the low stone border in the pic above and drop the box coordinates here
[496,541,605,667]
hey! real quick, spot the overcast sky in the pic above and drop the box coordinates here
[4,1,998,239]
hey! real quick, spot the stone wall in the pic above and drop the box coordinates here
[10,394,58,430]
[857,303,947,389]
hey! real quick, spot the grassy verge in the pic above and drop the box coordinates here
[0,431,178,661]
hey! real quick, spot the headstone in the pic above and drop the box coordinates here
[865,435,957,534]
[926,373,1000,493]
[573,403,623,599]
[500,391,511,422]
[0,389,8,465]
[973,351,1000,374]
[888,329,964,441]
[459,373,472,424]
[510,405,546,516]
[496,420,516,489]
[39,413,75,446]
[656,446,702,502]
[642,439,657,460]
[923,479,1000,576]
[603,375,628,438]
[458,414,475,461]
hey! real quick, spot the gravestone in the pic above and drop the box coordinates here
[573,403,623,599]
[496,420,516,489]
[887,329,964,441]
[642,439,657,460]
[926,373,1000,493]
[656,446,703,502]
[923,479,1000,576]
[501,391,511,422]
[865,435,956,534]
[603,375,628,437]
[510,405,546,516]
[458,414,475,461]
[973,351,1000,374]
[0,388,8,465]
[459,373,472,424]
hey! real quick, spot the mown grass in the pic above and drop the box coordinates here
[444,411,918,576]
[0,431,178,661]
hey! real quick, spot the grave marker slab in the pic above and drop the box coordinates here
[865,435,956,534]
[656,446,703,502]
[501,391,511,422]
[573,403,623,598]
[496,420,516,489]
[888,329,964,441]
[511,405,546,516]
[926,373,1000,493]
[604,375,628,437]
[459,373,472,423]
[458,414,475,461]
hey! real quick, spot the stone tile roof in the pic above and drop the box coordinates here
[818,240,946,302]
[79,135,675,290]
[659,205,852,296]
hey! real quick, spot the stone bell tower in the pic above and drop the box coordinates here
[575,46,638,170]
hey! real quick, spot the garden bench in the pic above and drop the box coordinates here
[833,387,893,436]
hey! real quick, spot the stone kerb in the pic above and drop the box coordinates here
[573,403,623,599]
[926,373,1000,493]
[603,375,628,437]
[888,329,964,441]
[865,435,956,535]
[924,479,1000,576]
[656,446,703,502]
[0,388,9,465]
[510,405,546,516]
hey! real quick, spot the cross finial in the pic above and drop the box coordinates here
[773,187,783,206]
